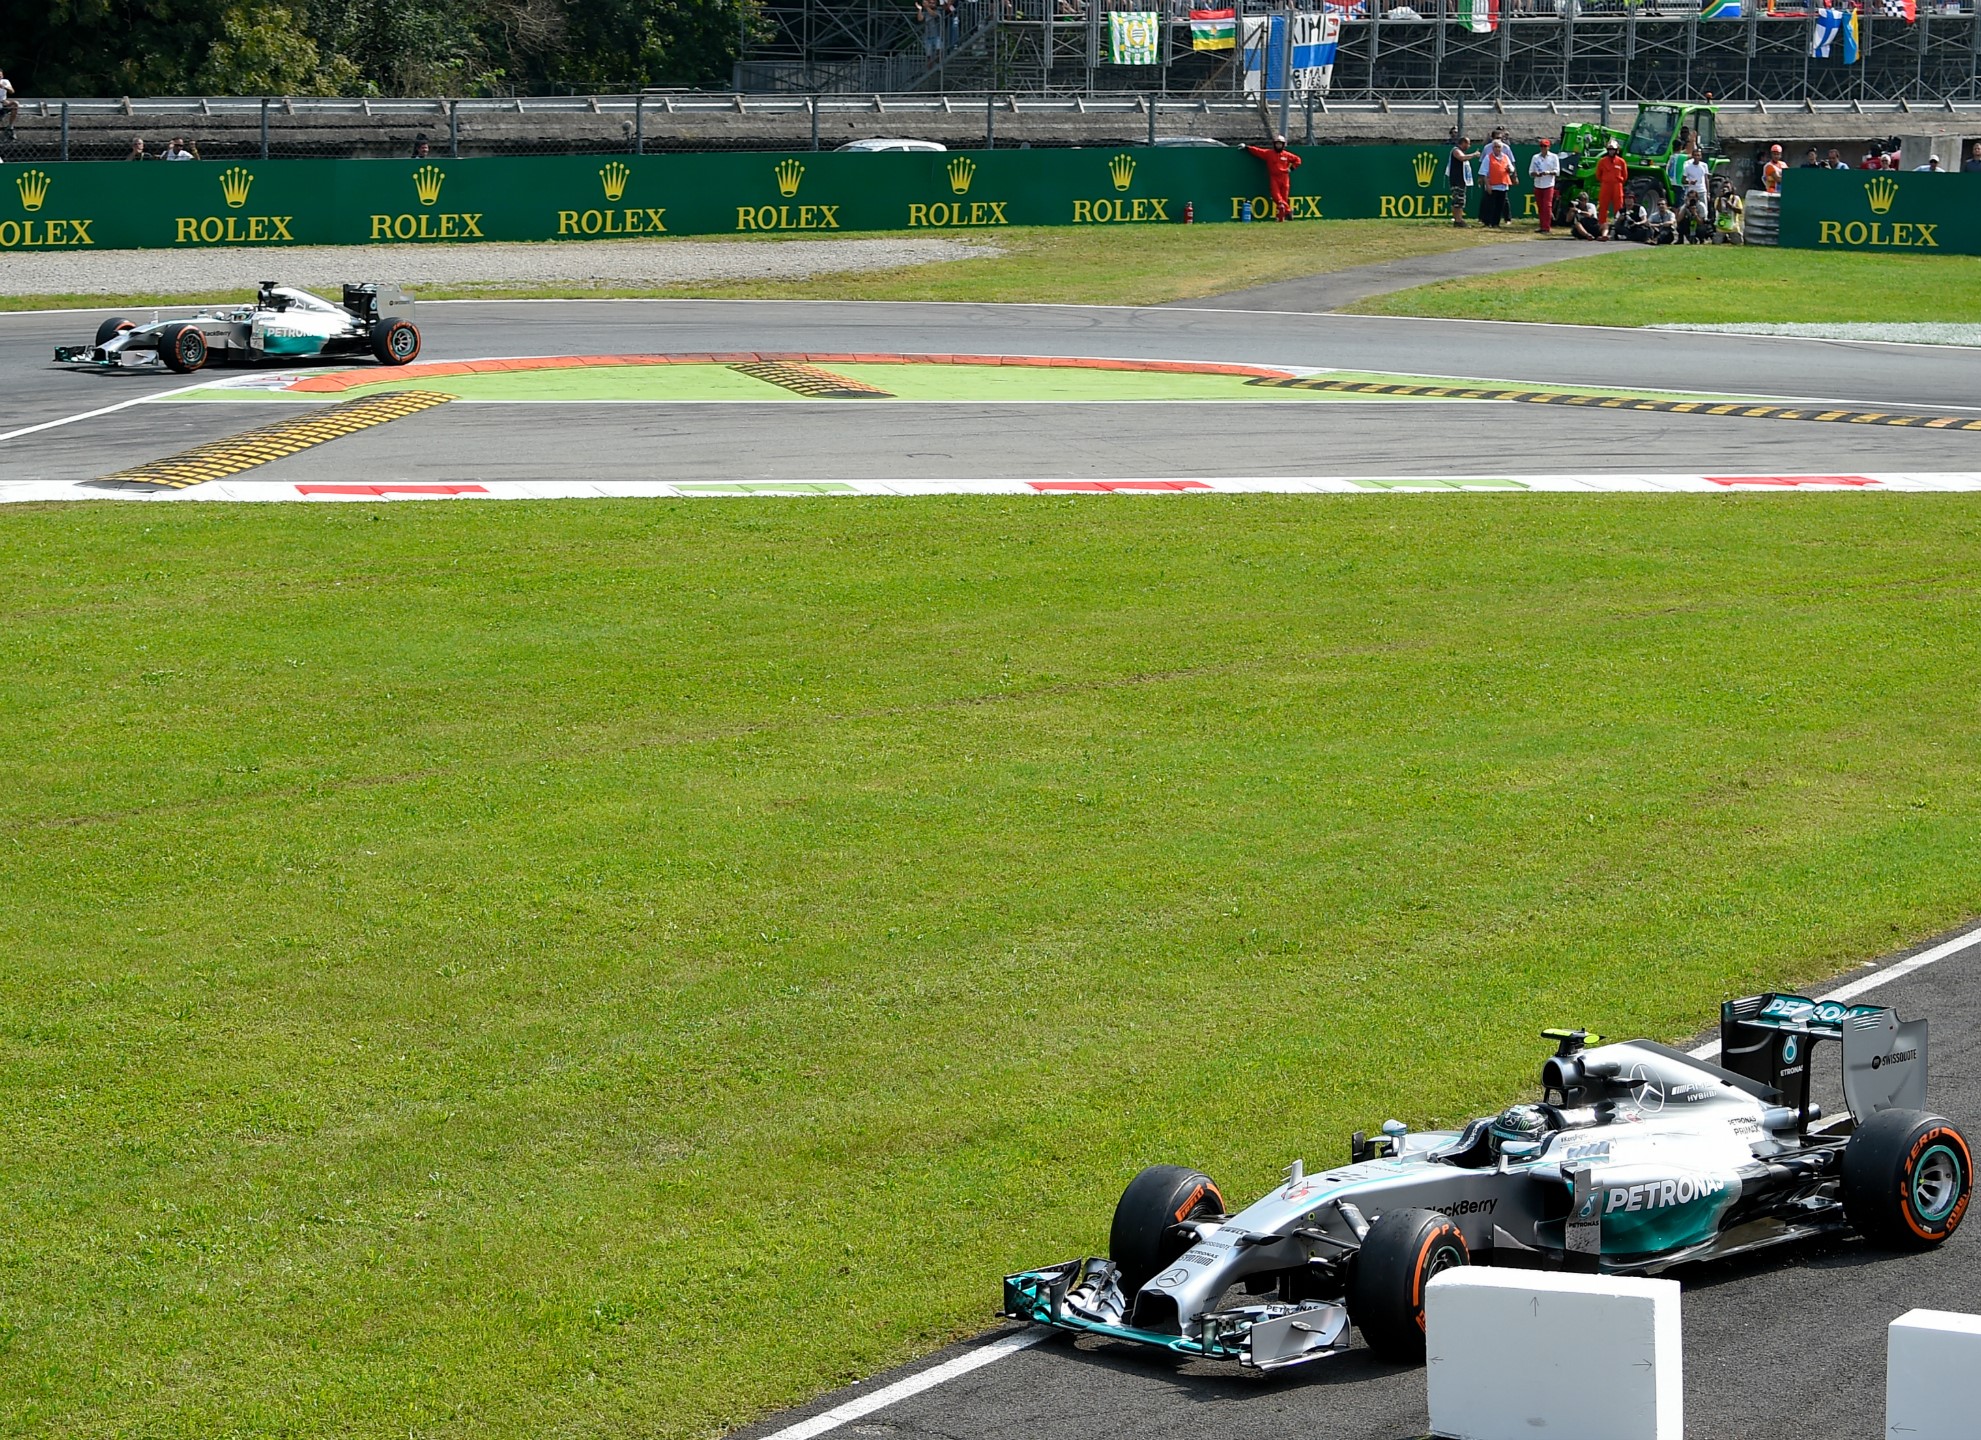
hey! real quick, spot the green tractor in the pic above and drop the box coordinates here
[1555,102,1727,220]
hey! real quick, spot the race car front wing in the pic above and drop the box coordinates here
[1002,1258,1350,1370]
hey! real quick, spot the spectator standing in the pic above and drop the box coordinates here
[125,137,148,160]
[1527,136,1559,232]
[1595,139,1628,227]
[1712,180,1744,243]
[1963,142,1981,173]
[0,68,16,141]
[1761,144,1786,194]
[411,135,431,158]
[1915,154,1943,172]
[1680,148,1710,215]
[1447,132,1478,227]
[1825,148,1848,170]
[1481,131,1516,228]
[1799,148,1822,168]
[1243,135,1302,222]
[164,136,195,161]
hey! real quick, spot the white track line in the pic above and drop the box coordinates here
[754,1329,1048,1440]
[0,382,215,444]
[1688,919,1981,1061]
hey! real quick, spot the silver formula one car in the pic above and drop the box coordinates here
[55,281,420,374]
[1004,992,1971,1370]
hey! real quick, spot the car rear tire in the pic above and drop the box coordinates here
[94,316,134,345]
[1348,1207,1469,1362]
[1108,1164,1224,1295]
[370,318,420,365]
[160,323,209,374]
[1842,1108,1972,1249]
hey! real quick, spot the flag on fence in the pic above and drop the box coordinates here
[1700,0,1743,19]
[1109,12,1162,64]
[1326,0,1369,15]
[1880,0,1916,19]
[1241,11,1343,100]
[1189,7,1236,50]
[1453,0,1499,32]
[1811,5,1859,59]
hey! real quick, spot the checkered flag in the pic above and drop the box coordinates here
[1881,0,1916,19]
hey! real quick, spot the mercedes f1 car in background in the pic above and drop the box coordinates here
[1004,992,1970,1370]
[54,282,420,374]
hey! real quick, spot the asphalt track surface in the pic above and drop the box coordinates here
[6,298,1981,486]
[734,926,1981,1440]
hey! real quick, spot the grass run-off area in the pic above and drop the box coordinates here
[5,497,1981,1438]
[0,220,1531,314]
[1349,243,1981,326]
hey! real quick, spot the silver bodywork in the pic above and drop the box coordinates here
[1004,994,1932,1370]
[55,282,414,371]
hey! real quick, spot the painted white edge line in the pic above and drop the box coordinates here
[1688,919,1981,1061]
[753,1328,1048,1440]
[0,380,220,444]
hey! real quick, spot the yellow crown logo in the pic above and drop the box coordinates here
[1108,153,1137,192]
[413,164,446,206]
[947,156,977,195]
[218,167,254,209]
[1412,151,1439,188]
[1864,175,1898,215]
[15,169,50,213]
[774,158,805,198]
[599,161,631,202]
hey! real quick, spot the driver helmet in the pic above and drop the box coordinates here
[1488,1103,1552,1158]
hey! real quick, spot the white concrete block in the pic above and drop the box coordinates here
[1425,1268,1681,1440]
[1887,1308,1981,1439]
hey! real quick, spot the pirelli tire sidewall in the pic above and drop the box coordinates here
[1348,1207,1470,1362]
[1842,1108,1973,1249]
[370,318,421,365]
[160,323,209,374]
[1108,1164,1225,1297]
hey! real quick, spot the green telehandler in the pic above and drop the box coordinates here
[1553,102,1728,222]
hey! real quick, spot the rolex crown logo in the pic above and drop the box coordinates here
[774,158,805,198]
[218,167,254,209]
[1108,153,1137,192]
[1412,151,1438,188]
[599,161,631,202]
[947,156,977,195]
[412,164,446,207]
[15,168,51,213]
[1864,174,1898,215]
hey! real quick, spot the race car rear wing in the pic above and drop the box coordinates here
[341,283,414,321]
[1719,992,1927,1131]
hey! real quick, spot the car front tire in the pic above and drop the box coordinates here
[1842,1108,1972,1249]
[1108,1164,1224,1296]
[160,323,209,374]
[1348,1207,1469,1362]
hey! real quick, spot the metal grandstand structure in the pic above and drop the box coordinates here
[737,0,1981,103]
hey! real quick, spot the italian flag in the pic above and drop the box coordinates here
[1190,7,1237,50]
[1455,0,1499,31]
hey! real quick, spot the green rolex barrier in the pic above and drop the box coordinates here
[2,143,1534,252]
[1777,168,1981,256]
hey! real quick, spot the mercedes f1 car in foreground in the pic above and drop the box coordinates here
[54,282,420,374]
[1004,992,1970,1370]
